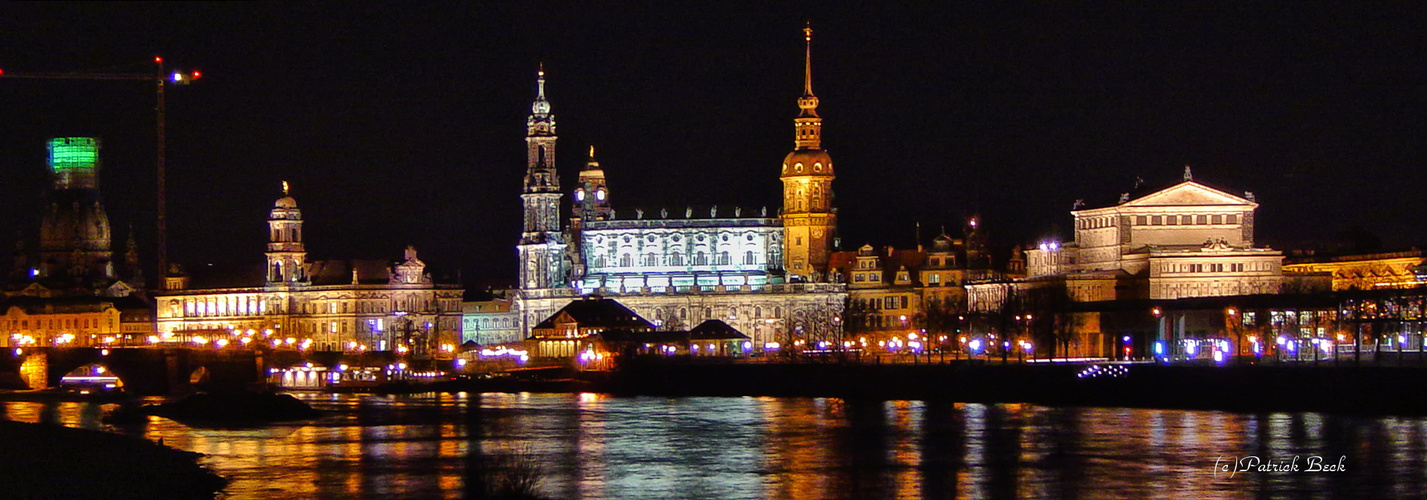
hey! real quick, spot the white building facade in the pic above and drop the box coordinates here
[511,29,846,352]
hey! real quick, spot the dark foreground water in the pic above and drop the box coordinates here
[3,393,1425,499]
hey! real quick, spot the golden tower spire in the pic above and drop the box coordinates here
[803,22,814,96]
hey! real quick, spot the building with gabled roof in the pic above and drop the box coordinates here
[1018,168,1283,304]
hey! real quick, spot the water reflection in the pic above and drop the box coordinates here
[4,395,1427,499]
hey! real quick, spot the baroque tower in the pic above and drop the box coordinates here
[780,24,837,281]
[266,181,308,285]
[518,66,568,290]
[39,137,114,282]
[573,146,611,222]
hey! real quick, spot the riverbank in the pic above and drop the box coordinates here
[0,419,225,499]
[440,361,1427,416]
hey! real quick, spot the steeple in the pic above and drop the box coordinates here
[518,64,569,291]
[795,23,822,146]
[780,23,837,281]
[124,224,143,287]
[267,181,307,285]
[527,64,555,138]
[524,66,559,195]
[575,145,611,221]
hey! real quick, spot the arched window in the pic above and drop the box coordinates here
[620,254,632,267]
[670,252,684,266]
[719,251,730,266]
[644,252,658,267]
[754,306,763,318]
[704,307,713,319]
[679,308,688,319]
[744,251,755,265]
[696,251,708,266]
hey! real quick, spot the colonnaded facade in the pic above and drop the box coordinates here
[513,27,846,350]
[154,186,464,359]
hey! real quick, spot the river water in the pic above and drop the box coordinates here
[3,393,1424,499]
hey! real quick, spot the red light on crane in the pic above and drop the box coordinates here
[155,56,163,64]
[191,71,201,79]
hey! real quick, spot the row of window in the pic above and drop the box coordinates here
[601,232,772,245]
[1078,213,1243,229]
[465,317,517,330]
[852,296,912,311]
[171,295,453,318]
[649,305,786,322]
[1165,262,1272,273]
[1,317,116,331]
[596,250,771,269]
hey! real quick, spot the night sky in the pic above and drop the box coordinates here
[2,3,1423,288]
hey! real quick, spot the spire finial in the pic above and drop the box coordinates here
[536,63,547,99]
[589,145,595,159]
[282,180,289,196]
[1183,165,1193,182]
[803,22,814,96]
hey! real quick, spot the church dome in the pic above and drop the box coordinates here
[274,196,298,209]
[781,149,834,178]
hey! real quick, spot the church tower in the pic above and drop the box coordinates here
[38,137,114,282]
[518,66,568,290]
[573,146,611,222]
[266,181,308,285]
[780,24,837,281]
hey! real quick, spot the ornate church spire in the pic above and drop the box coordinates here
[794,23,822,149]
[781,22,837,280]
[527,63,556,138]
[524,65,559,195]
[518,64,569,291]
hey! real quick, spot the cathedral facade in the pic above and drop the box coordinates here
[512,28,847,352]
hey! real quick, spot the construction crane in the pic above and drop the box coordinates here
[0,57,201,290]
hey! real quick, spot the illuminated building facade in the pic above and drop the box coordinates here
[154,187,463,359]
[513,27,846,351]
[1016,169,1284,304]
[1282,250,1426,291]
[0,295,152,348]
[461,292,522,346]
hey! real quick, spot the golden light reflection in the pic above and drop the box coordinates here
[0,394,1419,499]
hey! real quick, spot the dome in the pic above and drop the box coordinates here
[781,149,834,177]
[274,196,298,209]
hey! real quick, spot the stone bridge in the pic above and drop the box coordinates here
[0,348,265,395]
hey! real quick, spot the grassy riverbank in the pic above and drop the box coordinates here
[0,419,225,499]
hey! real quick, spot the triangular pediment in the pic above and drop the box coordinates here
[1120,181,1255,208]
[17,282,51,297]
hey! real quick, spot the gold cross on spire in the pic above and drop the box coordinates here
[282,180,289,196]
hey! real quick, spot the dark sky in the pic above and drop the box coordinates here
[2,3,1423,288]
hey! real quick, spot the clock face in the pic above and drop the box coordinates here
[596,189,606,201]
[574,189,585,202]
